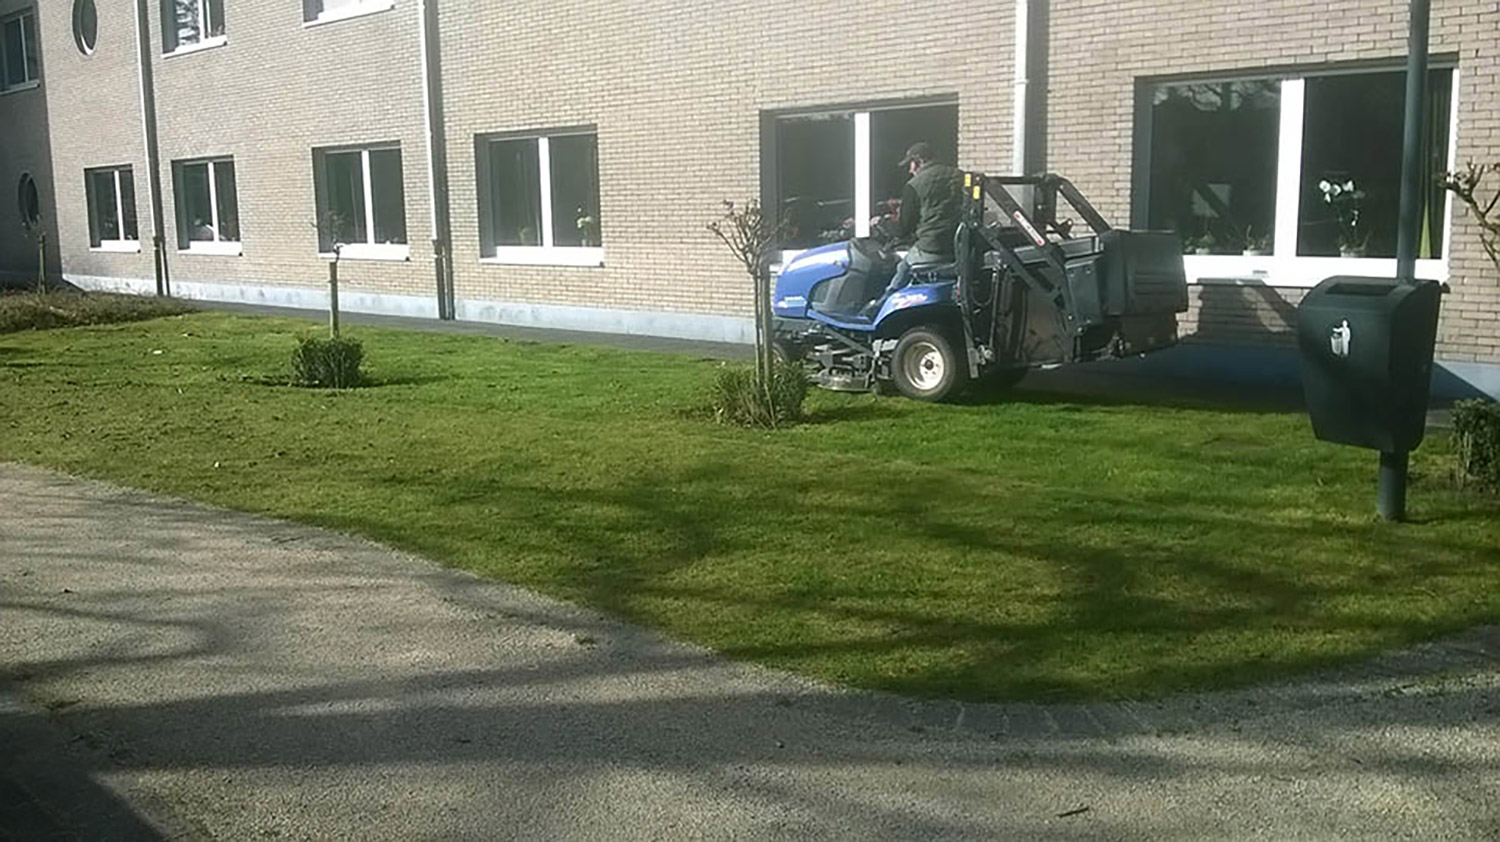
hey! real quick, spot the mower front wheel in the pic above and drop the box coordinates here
[891,326,967,402]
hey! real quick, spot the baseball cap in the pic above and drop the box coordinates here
[898,142,933,168]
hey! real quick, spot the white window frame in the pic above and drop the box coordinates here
[304,0,395,27]
[774,101,958,265]
[480,132,604,268]
[87,167,141,253]
[164,0,226,56]
[316,145,409,262]
[175,157,242,256]
[1163,69,1460,289]
[0,10,40,93]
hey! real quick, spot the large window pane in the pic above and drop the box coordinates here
[214,160,239,241]
[324,151,367,247]
[1298,70,1452,258]
[179,162,214,244]
[1148,80,1280,254]
[119,170,138,240]
[549,134,601,248]
[369,148,406,245]
[170,0,200,47]
[2,18,23,86]
[206,0,225,37]
[21,13,36,81]
[777,114,854,249]
[89,170,120,244]
[489,138,542,247]
[871,104,959,213]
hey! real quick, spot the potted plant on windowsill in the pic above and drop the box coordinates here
[1241,227,1271,256]
[1184,232,1217,256]
[1319,178,1368,258]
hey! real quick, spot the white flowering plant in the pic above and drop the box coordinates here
[1318,178,1368,254]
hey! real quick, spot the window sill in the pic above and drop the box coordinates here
[1184,254,1448,288]
[322,243,409,261]
[179,241,242,256]
[0,79,40,96]
[481,247,604,268]
[303,0,395,27]
[163,34,227,58]
[92,241,141,253]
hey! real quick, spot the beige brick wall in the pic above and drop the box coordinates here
[1048,0,1500,363]
[438,0,1017,319]
[0,1,57,282]
[38,0,154,283]
[149,2,430,299]
[43,0,431,300]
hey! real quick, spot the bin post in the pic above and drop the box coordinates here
[1375,0,1431,522]
[1378,451,1409,521]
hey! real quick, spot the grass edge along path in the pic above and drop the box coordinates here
[1,311,1496,704]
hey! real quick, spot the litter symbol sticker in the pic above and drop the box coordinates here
[1330,319,1352,358]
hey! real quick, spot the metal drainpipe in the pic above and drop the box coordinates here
[1012,0,1029,176]
[133,0,169,297]
[418,0,455,319]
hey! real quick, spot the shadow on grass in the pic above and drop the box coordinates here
[318,445,1500,703]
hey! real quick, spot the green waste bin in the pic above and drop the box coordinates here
[1297,276,1443,453]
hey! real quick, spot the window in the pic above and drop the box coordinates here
[173,158,240,255]
[770,102,959,250]
[477,129,603,266]
[302,0,395,25]
[163,0,225,54]
[313,144,408,260]
[1,10,40,91]
[1138,67,1457,284]
[85,166,140,251]
[73,0,97,55]
[17,172,40,230]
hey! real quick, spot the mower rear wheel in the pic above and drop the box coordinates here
[891,327,966,402]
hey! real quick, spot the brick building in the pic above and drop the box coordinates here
[1,0,1497,394]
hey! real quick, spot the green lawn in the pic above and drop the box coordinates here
[1,312,1496,703]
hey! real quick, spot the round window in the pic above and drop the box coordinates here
[18,173,41,231]
[73,0,98,55]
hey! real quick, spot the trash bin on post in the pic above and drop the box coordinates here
[1298,276,1443,453]
[1297,275,1443,457]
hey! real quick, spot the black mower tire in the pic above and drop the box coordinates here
[891,326,967,402]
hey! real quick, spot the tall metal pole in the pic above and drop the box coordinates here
[1380,0,1431,522]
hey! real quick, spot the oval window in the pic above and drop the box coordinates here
[73,0,98,55]
[18,173,41,230]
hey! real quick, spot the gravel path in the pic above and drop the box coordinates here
[1,463,1496,840]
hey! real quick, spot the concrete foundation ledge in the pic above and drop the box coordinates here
[65,274,439,320]
[454,297,755,345]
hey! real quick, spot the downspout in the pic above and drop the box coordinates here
[133,0,169,296]
[418,0,455,319]
[1012,0,1028,176]
[1012,0,1050,177]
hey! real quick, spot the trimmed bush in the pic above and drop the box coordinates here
[710,359,808,428]
[0,291,194,334]
[291,336,364,389]
[1452,398,1500,491]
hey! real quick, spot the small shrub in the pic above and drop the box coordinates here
[291,336,364,389]
[1452,398,1500,490]
[710,359,808,428]
[0,290,194,334]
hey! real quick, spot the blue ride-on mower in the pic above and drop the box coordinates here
[771,173,1190,401]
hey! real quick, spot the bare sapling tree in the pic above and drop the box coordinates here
[1442,162,1500,277]
[707,199,784,394]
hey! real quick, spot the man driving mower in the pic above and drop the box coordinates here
[861,141,966,317]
